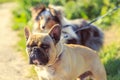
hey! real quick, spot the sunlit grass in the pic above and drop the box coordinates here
[26,66,38,80]
[0,0,17,3]
[99,25,120,80]
[100,42,120,79]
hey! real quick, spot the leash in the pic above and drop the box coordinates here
[75,6,120,32]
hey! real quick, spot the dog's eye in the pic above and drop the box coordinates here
[64,34,69,38]
[41,44,49,49]
[62,31,69,38]
[47,17,51,21]
[31,44,37,47]
[40,16,43,20]
[35,16,40,21]
[27,43,37,48]
[26,44,30,48]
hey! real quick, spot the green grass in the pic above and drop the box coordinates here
[100,41,120,80]
[17,32,27,58]
[0,0,16,3]
[18,32,38,78]
[26,66,38,80]
[13,25,38,80]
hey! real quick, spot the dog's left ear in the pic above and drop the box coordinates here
[48,5,56,16]
[49,24,61,44]
[48,4,63,17]
[24,27,31,41]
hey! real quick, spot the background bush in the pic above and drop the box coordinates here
[13,0,120,30]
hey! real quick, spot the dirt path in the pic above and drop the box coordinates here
[0,2,32,80]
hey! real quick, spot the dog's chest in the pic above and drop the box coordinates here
[35,66,54,78]
[35,66,64,80]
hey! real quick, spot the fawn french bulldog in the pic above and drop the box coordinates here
[25,24,106,80]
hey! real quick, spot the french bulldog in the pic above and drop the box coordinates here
[25,24,106,80]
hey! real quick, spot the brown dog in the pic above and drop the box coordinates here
[30,5,104,51]
[30,5,60,32]
[25,24,106,80]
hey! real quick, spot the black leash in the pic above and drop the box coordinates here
[75,6,120,32]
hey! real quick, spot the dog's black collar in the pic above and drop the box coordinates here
[56,49,64,62]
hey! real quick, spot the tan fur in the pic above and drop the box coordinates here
[34,41,106,80]
[25,31,106,80]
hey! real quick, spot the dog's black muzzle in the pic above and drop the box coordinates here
[29,47,49,65]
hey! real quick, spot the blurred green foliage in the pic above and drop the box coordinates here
[100,42,120,80]
[12,0,120,30]
[0,0,16,3]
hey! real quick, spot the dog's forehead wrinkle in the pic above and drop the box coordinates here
[41,36,53,46]
[27,33,45,43]
[30,33,52,45]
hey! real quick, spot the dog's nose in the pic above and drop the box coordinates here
[33,47,39,52]
[42,26,45,29]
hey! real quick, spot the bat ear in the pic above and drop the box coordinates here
[24,27,31,41]
[49,24,61,44]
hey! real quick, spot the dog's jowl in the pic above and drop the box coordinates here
[25,24,106,80]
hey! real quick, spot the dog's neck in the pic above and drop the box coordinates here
[47,42,64,67]
[59,16,71,26]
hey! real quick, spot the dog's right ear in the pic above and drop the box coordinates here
[48,4,63,18]
[49,24,61,44]
[24,27,31,40]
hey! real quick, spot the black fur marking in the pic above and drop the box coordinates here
[79,71,92,80]
[67,38,78,44]
[29,46,49,65]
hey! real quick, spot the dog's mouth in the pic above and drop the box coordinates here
[32,59,40,65]
[29,51,49,65]
[30,56,49,66]
[32,59,43,65]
